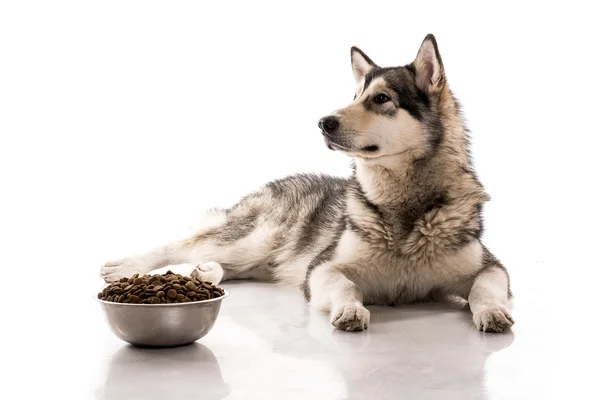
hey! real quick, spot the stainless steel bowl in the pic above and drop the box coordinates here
[97,290,228,347]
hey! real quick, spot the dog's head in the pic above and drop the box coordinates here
[319,34,448,163]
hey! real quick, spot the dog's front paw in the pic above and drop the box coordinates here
[100,258,144,282]
[331,302,370,332]
[473,305,514,333]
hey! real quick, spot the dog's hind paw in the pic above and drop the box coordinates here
[191,261,224,285]
[331,302,370,332]
[100,258,144,283]
[473,305,514,333]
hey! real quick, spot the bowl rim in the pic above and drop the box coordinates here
[95,289,229,307]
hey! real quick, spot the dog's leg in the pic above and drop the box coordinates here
[101,207,279,284]
[101,209,231,283]
[100,240,196,282]
[101,239,229,284]
[309,264,369,332]
[468,258,514,333]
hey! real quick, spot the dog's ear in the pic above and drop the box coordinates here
[413,34,445,92]
[351,47,377,85]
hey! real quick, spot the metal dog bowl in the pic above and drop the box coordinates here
[97,290,228,347]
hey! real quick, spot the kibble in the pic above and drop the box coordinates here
[98,270,225,304]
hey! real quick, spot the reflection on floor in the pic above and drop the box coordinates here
[90,278,563,400]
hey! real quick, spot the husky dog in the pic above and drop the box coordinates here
[101,34,513,333]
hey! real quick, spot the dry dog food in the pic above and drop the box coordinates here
[98,271,225,304]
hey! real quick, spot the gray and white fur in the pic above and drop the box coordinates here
[101,34,514,333]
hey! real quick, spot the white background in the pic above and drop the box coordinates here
[1,1,599,399]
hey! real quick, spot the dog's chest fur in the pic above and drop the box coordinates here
[336,169,485,304]
[334,222,483,304]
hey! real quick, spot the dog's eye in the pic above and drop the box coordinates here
[373,94,391,104]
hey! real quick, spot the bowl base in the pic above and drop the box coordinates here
[127,341,198,349]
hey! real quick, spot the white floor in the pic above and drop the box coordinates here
[97,282,526,400]
[9,259,593,400]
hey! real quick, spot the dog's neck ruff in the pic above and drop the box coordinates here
[353,152,419,207]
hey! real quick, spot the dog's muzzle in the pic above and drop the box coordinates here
[318,116,339,135]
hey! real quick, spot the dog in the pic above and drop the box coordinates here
[101,34,513,333]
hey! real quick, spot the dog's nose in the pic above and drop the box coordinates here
[319,116,339,134]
